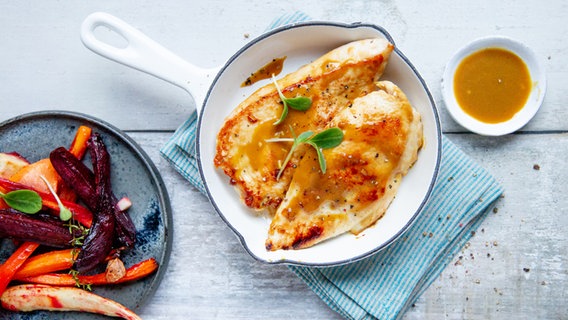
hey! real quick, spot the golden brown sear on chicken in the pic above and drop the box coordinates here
[214,38,423,251]
[215,38,394,212]
[265,81,423,250]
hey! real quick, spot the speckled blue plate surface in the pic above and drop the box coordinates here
[0,110,172,319]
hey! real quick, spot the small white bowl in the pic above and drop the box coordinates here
[441,36,546,136]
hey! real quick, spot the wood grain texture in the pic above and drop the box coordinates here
[129,132,567,320]
[0,1,564,132]
[0,0,566,319]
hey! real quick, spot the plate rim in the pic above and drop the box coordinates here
[0,110,173,315]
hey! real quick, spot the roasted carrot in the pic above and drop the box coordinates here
[69,125,92,160]
[0,284,142,320]
[13,249,77,280]
[19,258,158,286]
[40,196,93,227]
[9,157,78,202]
[9,158,61,195]
[0,177,93,227]
[0,242,40,295]
[53,125,92,201]
[14,249,127,280]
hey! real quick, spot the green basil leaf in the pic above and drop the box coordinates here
[285,96,312,111]
[2,189,42,214]
[309,127,344,149]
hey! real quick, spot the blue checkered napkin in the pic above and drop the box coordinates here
[161,111,205,193]
[289,138,503,319]
[160,12,504,320]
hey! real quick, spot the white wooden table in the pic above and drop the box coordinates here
[1,1,566,319]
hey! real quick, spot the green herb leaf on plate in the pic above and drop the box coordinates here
[0,189,43,214]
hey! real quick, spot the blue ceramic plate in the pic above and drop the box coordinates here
[0,110,172,319]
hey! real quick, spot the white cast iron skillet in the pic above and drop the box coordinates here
[81,12,441,266]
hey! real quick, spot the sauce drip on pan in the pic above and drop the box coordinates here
[241,56,286,87]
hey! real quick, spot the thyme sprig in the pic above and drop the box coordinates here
[69,269,92,291]
[66,222,89,247]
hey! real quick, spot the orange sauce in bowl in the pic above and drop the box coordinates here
[453,48,532,123]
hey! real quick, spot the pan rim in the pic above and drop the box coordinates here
[196,21,441,266]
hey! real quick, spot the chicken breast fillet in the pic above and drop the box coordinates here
[265,81,423,250]
[215,38,394,212]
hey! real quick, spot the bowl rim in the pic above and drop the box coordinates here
[441,35,547,136]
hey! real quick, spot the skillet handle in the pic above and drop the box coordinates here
[81,12,218,115]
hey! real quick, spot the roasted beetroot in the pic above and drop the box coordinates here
[89,133,136,248]
[73,195,115,273]
[73,133,117,273]
[50,147,96,209]
[51,137,136,250]
[0,177,93,227]
[0,209,79,248]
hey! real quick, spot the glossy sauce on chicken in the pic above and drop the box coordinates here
[215,39,425,251]
[266,81,423,250]
[215,38,394,212]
